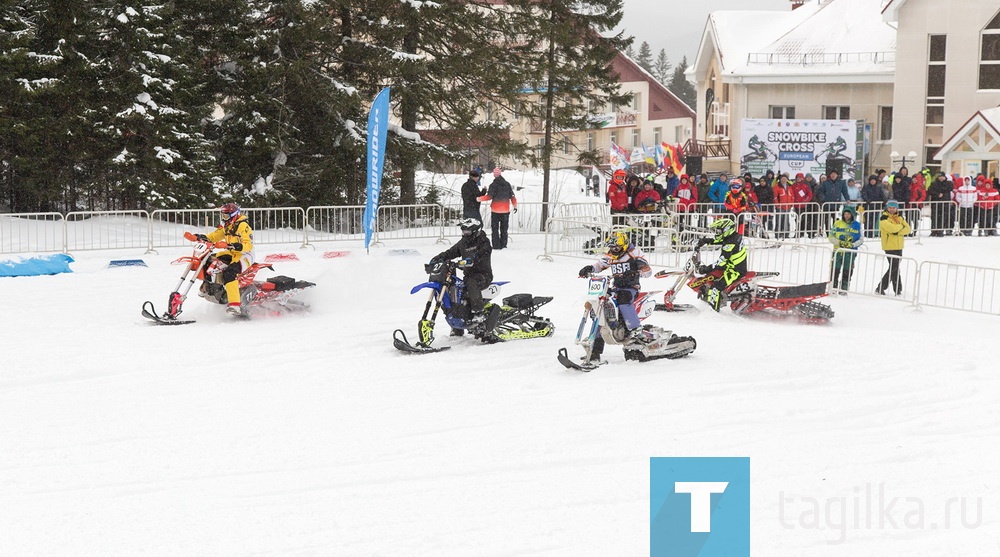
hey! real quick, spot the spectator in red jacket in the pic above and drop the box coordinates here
[976,176,999,236]
[791,173,816,238]
[674,174,696,212]
[633,179,662,213]
[606,169,629,213]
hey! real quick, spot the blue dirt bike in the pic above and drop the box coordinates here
[393,258,555,354]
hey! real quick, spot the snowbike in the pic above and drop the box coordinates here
[557,274,696,372]
[393,259,555,354]
[141,231,315,325]
[654,246,834,323]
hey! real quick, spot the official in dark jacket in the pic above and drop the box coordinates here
[461,169,485,221]
[927,172,954,236]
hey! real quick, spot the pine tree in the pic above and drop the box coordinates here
[669,56,697,110]
[653,49,672,85]
[507,0,631,226]
[0,2,101,211]
[635,41,654,74]
[82,2,221,210]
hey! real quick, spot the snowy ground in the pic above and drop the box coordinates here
[1,231,998,555]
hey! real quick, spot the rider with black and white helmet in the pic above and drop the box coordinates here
[696,217,748,312]
[429,218,494,325]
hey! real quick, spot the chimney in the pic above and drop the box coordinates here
[789,0,805,9]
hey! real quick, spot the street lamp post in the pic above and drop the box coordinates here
[890,150,919,171]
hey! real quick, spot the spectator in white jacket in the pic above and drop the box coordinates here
[955,176,979,235]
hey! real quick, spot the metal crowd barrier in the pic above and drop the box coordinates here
[744,239,834,286]
[64,211,150,252]
[373,204,444,244]
[915,260,1000,314]
[0,212,64,254]
[838,249,920,300]
[305,205,366,245]
[150,208,308,250]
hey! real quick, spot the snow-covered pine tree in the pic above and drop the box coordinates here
[506,0,631,226]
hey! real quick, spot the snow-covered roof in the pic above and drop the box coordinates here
[693,0,896,84]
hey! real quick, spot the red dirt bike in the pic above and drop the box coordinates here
[141,231,315,324]
[654,246,834,323]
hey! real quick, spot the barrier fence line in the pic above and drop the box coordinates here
[4,205,999,318]
[0,213,64,255]
[305,205,367,246]
[373,204,445,245]
[745,239,833,286]
[64,211,150,253]
[915,260,1000,314]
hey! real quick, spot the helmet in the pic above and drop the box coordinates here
[643,173,656,184]
[613,169,627,181]
[219,202,240,224]
[458,217,482,236]
[709,217,737,242]
[730,178,743,190]
[605,231,630,257]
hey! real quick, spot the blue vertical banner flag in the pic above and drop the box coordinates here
[363,86,391,252]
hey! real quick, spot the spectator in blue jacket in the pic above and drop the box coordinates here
[708,173,730,211]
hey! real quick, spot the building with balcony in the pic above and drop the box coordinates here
[504,52,695,172]
[689,0,896,176]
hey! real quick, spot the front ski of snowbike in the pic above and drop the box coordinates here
[654,246,834,324]
[558,274,696,372]
[394,259,554,354]
[142,231,315,324]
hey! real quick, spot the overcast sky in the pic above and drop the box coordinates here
[618,0,810,71]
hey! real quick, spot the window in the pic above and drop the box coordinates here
[925,34,947,171]
[879,106,893,141]
[632,129,640,148]
[675,125,684,142]
[512,102,522,121]
[822,106,850,120]
[927,65,946,97]
[632,92,642,112]
[610,131,617,145]
[770,105,795,119]
[982,12,1000,89]
[562,138,571,154]
[653,127,661,146]
[926,106,944,125]
[586,132,594,151]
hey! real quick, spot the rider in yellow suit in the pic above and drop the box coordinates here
[202,203,254,316]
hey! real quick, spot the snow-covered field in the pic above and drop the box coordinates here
[2,204,999,554]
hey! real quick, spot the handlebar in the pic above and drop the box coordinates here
[183,231,228,249]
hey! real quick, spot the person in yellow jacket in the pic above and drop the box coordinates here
[876,199,910,296]
[198,203,255,315]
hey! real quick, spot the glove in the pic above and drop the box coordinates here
[839,239,852,249]
[229,242,243,251]
[578,265,594,278]
[696,237,711,248]
[195,234,209,242]
[697,264,713,275]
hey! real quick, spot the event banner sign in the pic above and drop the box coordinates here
[739,119,860,180]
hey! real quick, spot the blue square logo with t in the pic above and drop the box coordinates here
[650,457,750,557]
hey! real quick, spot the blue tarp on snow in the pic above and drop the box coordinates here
[0,253,75,277]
